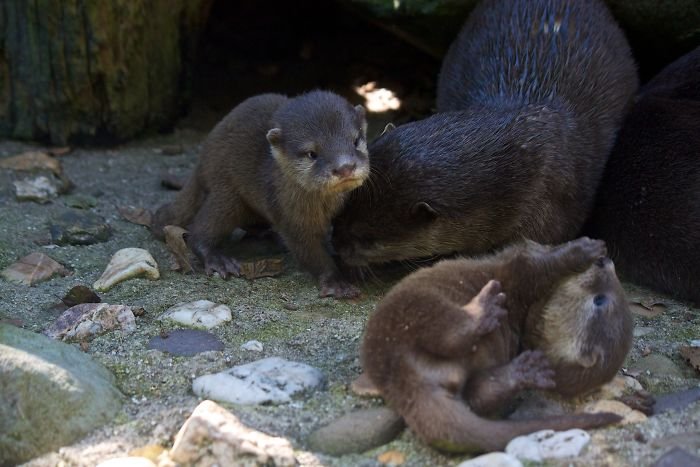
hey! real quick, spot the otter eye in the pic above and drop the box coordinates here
[305,151,317,161]
[593,294,607,307]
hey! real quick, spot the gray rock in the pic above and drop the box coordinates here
[631,354,684,378]
[13,175,60,203]
[147,329,224,356]
[166,400,296,466]
[49,210,111,245]
[653,447,700,467]
[505,429,590,462]
[192,356,324,405]
[241,340,264,352]
[654,387,700,415]
[44,303,136,342]
[457,452,523,467]
[62,193,98,209]
[308,407,405,455]
[0,323,123,465]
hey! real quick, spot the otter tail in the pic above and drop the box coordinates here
[401,385,620,454]
[151,174,205,240]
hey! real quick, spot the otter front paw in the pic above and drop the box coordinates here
[319,276,361,299]
[511,350,556,390]
[203,252,241,278]
[463,279,507,336]
[565,237,608,265]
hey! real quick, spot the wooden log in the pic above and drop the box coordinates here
[0,0,212,144]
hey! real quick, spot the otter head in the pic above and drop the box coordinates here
[266,90,369,193]
[526,256,633,397]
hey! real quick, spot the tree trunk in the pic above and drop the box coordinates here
[0,0,212,145]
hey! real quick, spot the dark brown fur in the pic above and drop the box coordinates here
[362,237,633,453]
[152,91,369,298]
[585,46,700,304]
[332,0,637,266]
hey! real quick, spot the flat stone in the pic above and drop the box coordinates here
[192,356,324,405]
[147,329,223,356]
[96,457,156,467]
[14,175,59,203]
[44,303,136,342]
[653,447,700,467]
[0,323,122,465]
[62,193,98,209]
[654,387,700,415]
[49,210,111,245]
[93,248,160,292]
[457,452,523,467]
[160,300,232,329]
[506,429,590,462]
[241,339,264,352]
[631,354,684,378]
[308,407,405,455]
[0,251,69,286]
[595,375,644,400]
[166,400,295,466]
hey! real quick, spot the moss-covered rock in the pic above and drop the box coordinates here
[0,323,123,465]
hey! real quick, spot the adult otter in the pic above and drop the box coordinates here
[362,237,633,453]
[152,91,368,298]
[332,0,637,266]
[585,46,700,304]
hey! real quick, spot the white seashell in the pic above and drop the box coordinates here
[160,300,232,329]
[93,248,160,292]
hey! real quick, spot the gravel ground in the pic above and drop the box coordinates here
[1,130,699,466]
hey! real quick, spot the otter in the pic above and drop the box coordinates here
[332,0,637,266]
[585,46,700,304]
[152,91,368,298]
[361,237,633,453]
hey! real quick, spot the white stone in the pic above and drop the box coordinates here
[506,429,590,462]
[241,340,264,352]
[97,457,155,467]
[13,175,59,203]
[160,300,232,329]
[192,357,324,405]
[93,248,160,292]
[167,400,295,467]
[457,452,523,467]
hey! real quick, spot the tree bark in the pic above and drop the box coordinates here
[0,0,212,145]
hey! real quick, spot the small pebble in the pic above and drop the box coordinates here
[506,429,590,462]
[456,452,523,467]
[241,340,264,352]
[160,300,232,329]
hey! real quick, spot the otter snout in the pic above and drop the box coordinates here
[333,162,357,179]
[595,256,615,271]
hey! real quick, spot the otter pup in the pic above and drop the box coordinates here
[585,46,700,304]
[152,91,369,298]
[362,237,633,453]
[332,0,637,266]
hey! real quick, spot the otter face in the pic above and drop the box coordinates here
[534,257,633,396]
[267,91,369,193]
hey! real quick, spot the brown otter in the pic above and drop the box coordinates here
[585,46,700,304]
[332,0,637,266]
[361,237,633,453]
[152,91,368,298]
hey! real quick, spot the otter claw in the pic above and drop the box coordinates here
[319,278,361,299]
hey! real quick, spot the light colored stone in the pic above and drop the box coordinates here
[44,303,136,341]
[94,247,160,292]
[0,323,122,466]
[13,175,59,202]
[595,375,644,400]
[166,400,295,467]
[457,452,523,467]
[97,457,156,467]
[192,356,324,405]
[160,300,232,329]
[0,251,69,286]
[241,339,264,352]
[505,429,590,462]
[584,399,648,425]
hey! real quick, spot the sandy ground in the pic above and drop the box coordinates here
[1,128,699,466]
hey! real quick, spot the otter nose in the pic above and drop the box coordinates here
[333,163,356,179]
[595,257,613,268]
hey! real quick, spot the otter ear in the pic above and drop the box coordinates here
[380,122,396,136]
[355,105,368,135]
[266,128,283,147]
[579,346,604,368]
[410,201,439,222]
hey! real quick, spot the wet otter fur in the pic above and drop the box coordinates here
[361,237,633,453]
[585,46,700,304]
[332,0,637,266]
[152,91,369,298]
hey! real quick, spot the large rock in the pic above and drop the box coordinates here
[0,323,123,465]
